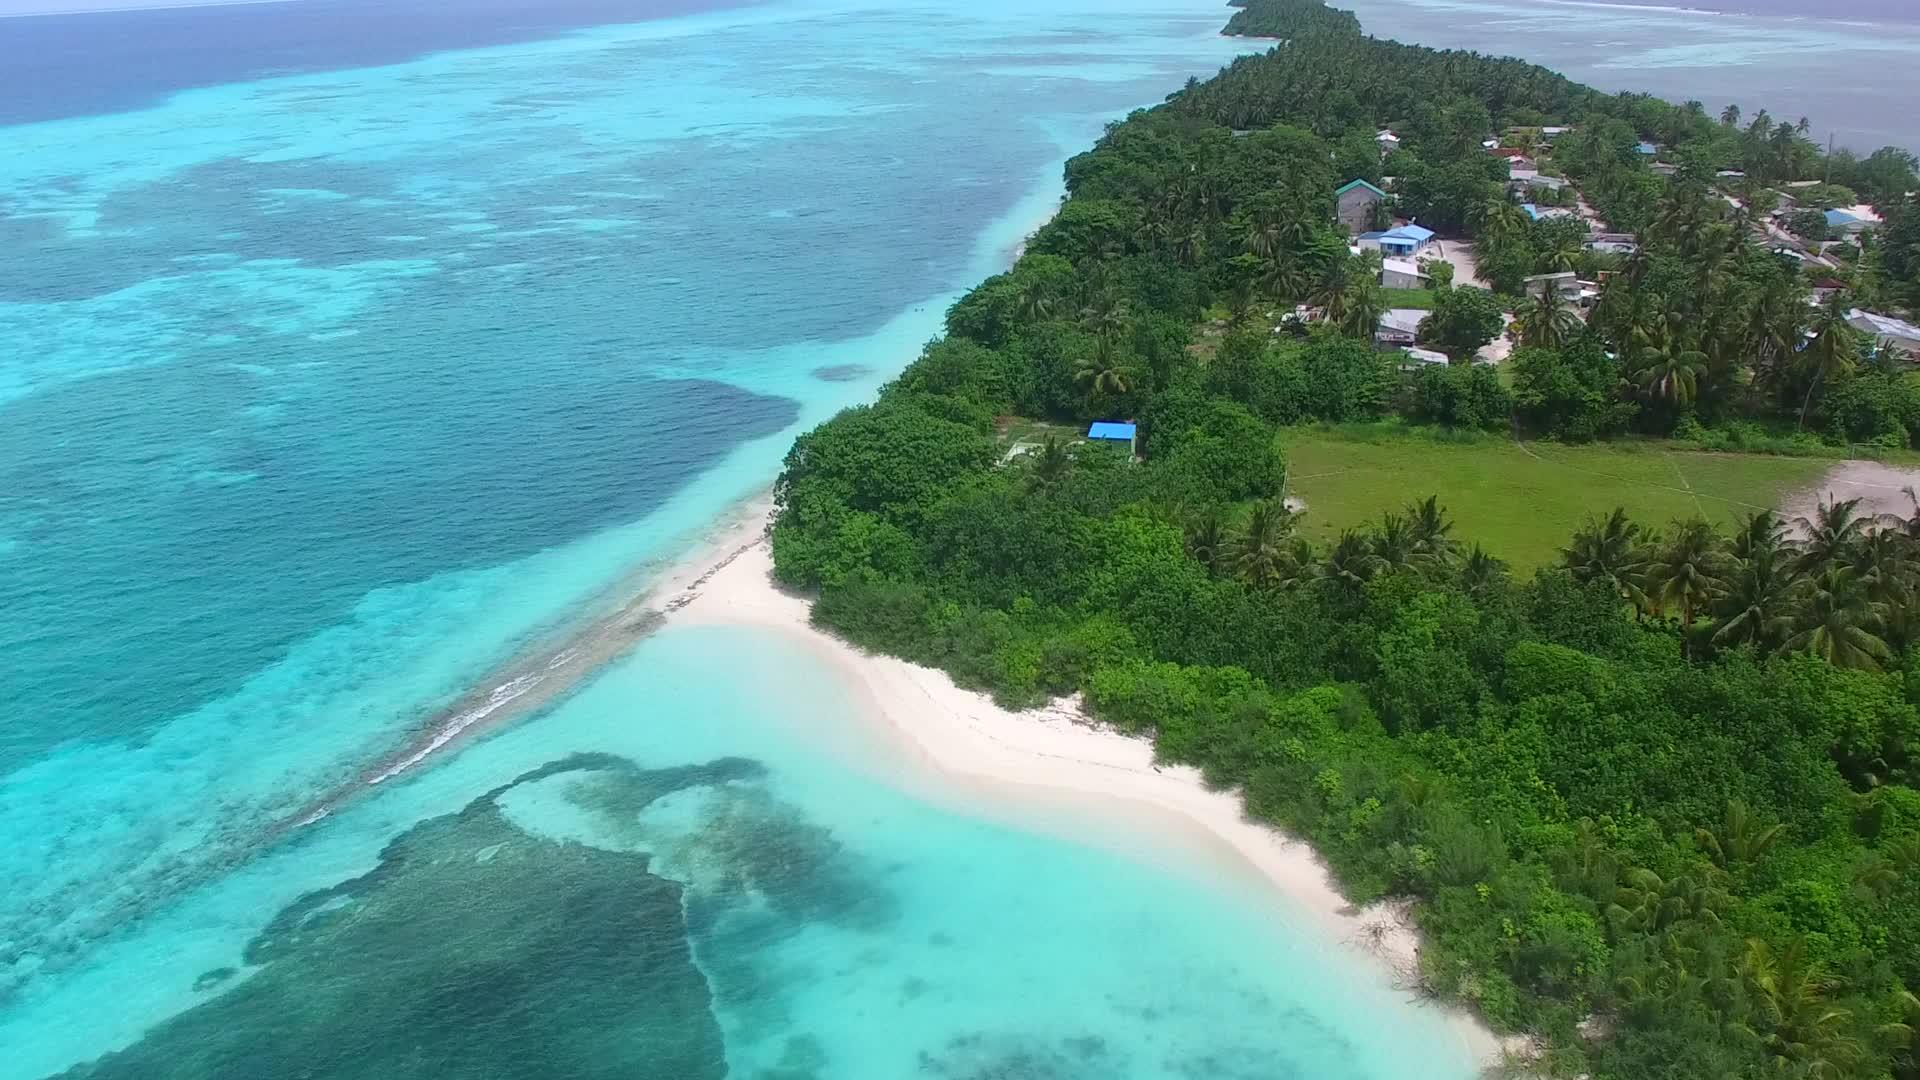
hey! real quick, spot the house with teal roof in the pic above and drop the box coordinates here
[1335,178,1388,233]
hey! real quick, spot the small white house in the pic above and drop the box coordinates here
[1403,347,1451,367]
[1376,129,1402,151]
[1375,308,1427,347]
[1380,258,1430,289]
[1524,271,1580,299]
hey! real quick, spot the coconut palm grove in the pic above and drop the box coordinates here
[768,0,1920,1076]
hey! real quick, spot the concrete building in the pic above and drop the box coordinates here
[1380,258,1430,289]
[1523,271,1579,299]
[1335,178,1388,234]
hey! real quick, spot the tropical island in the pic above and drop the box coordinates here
[761,0,1920,1076]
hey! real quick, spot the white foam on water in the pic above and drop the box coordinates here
[365,672,545,786]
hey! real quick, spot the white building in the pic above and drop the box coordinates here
[1375,307,1427,347]
[1380,258,1430,289]
[1524,271,1580,299]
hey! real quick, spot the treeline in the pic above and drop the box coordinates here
[770,1,1920,1076]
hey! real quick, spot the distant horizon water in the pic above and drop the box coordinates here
[1343,0,1920,153]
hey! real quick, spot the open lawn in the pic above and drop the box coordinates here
[1281,426,1833,571]
[1379,287,1436,309]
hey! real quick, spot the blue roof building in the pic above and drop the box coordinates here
[1087,421,1137,442]
[1371,223,1435,256]
[1634,141,1658,155]
[1521,203,1542,220]
[1825,208,1867,232]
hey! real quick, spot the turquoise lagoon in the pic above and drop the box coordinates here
[0,1,1482,1076]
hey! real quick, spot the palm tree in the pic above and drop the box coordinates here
[1564,508,1654,612]
[1879,989,1919,1080]
[1628,317,1709,408]
[1012,278,1055,323]
[1695,800,1787,869]
[1713,543,1801,652]
[1782,566,1893,670]
[1183,507,1228,576]
[1310,252,1355,323]
[1229,500,1299,589]
[1607,867,1729,937]
[1320,530,1381,595]
[1459,544,1508,598]
[1336,276,1387,339]
[1027,435,1073,492]
[1406,495,1458,567]
[1798,293,1863,428]
[1536,234,1583,274]
[1515,288,1581,349]
[1740,938,1864,1080]
[1730,509,1787,561]
[1793,496,1870,575]
[1476,198,1530,244]
[1371,512,1417,572]
[1721,103,1741,127]
[1645,517,1729,635]
[1242,210,1286,261]
[1072,353,1131,400]
[1746,280,1808,398]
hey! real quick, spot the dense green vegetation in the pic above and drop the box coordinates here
[771,1,1920,1075]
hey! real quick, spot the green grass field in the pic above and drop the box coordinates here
[1379,287,1437,309]
[1282,425,1835,571]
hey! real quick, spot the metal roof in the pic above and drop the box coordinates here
[1336,178,1388,199]
[1087,421,1137,441]
[1383,224,1435,243]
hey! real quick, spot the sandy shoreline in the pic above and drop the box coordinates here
[671,516,1512,1071]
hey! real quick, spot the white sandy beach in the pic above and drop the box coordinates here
[669,514,1512,1070]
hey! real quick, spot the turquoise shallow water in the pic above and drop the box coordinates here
[0,0,1482,1075]
[8,627,1482,1078]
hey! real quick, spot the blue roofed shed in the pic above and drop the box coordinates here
[1635,141,1658,155]
[1088,421,1137,442]
[1825,208,1868,234]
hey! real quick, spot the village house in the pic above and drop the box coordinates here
[1376,129,1401,152]
[1584,232,1638,255]
[1380,257,1429,289]
[1085,421,1138,456]
[1374,308,1426,348]
[1810,278,1847,305]
[1488,147,1537,172]
[1508,172,1567,198]
[1825,209,1872,237]
[1848,310,1920,357]
[1334,178,1388,234]
[1355,223,1437,258]
[1521,203,1575,223]
[1523,271,1580,300]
